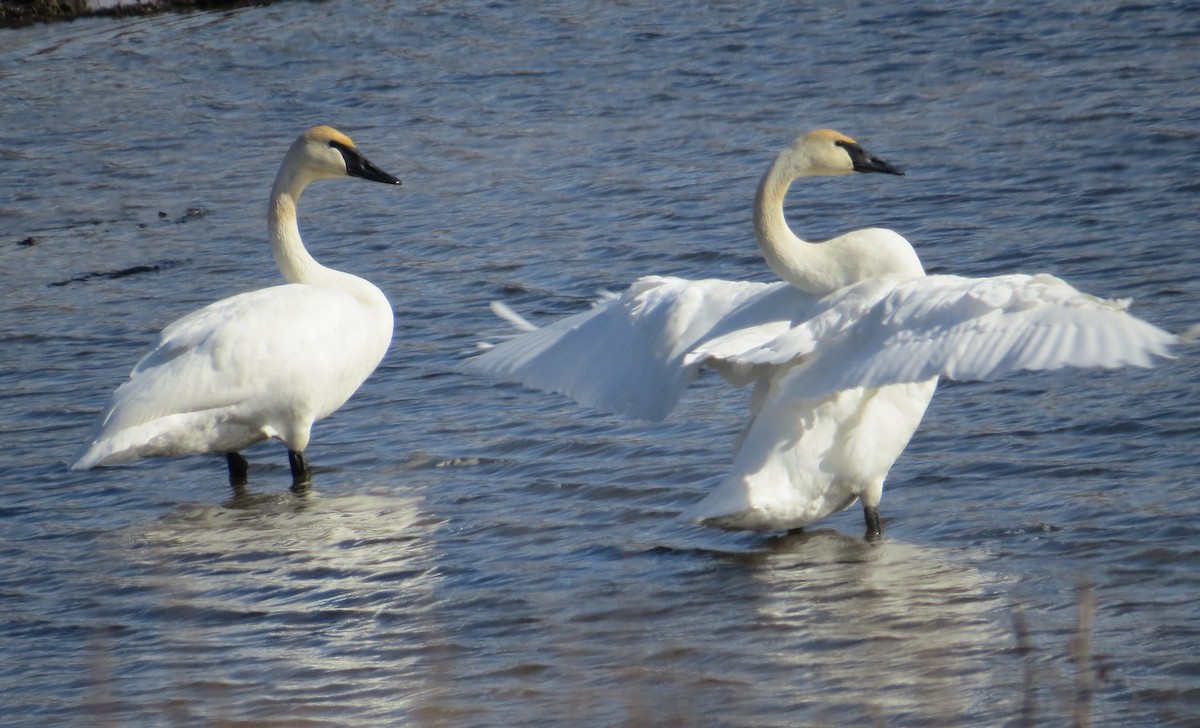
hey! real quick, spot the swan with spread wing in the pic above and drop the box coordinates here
[468,130,1174,537]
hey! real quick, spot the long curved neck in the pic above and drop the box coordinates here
[269,158,334,286]
[265,149,394,359]
[267,159,384,311]
[753,155,850,296]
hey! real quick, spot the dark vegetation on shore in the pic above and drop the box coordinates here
[0,0,272,29]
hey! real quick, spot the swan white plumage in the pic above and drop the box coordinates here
[467,129,1175,537]
[72,125,400,489]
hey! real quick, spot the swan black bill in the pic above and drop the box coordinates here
[841,141,905,176]
[332,141,402,185]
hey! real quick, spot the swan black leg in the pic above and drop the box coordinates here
[226,452,249,491]
[288,450,312,492]
[864,506,883,540]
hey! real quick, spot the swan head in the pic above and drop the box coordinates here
[290,125,401,187]
[787,129,904,178]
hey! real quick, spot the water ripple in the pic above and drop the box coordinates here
[0,0,1197,725]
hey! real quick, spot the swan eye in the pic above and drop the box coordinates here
[327,139,356,157]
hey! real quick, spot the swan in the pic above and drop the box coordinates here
[72,125,400,490]
[467,129,1175,537]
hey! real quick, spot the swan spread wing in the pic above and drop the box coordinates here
[679,273,1173,531]
[466,275,822,421]
[698,273,1175,403]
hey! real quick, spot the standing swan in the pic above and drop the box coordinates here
[72,126,400,490]
[468,129,1174,537]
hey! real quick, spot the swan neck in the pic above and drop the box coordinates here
[265,160,390,321]
[754,160,805,249]
[269,196,317,285]
[754,157,840,295]
[268,157,329,286]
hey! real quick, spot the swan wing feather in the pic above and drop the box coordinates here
[755,273,1175,401]
[466,275,820,420]
[75,284,391,466]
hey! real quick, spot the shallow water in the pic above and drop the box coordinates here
[2,1,1199,725]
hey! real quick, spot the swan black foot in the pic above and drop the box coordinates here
[864,506,883,540]
[226,452,249,491]
[288,450,312,492]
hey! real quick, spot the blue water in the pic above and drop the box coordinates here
[1,1,1198,725]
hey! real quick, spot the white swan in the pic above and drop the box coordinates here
[468,129,1175,537]
[72,125,400,490]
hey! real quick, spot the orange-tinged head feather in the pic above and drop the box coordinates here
[303,125,356,148]
[804,128,857,145]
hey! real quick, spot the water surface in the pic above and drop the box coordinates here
[1,2,1198,725]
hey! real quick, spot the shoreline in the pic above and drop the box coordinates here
[0,0,271,29]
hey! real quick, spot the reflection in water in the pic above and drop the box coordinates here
[92,490,439,724]
[394,519,1020,726]
[743,531,1016,724]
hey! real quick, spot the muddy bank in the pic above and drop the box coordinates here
[0,0,271,29]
